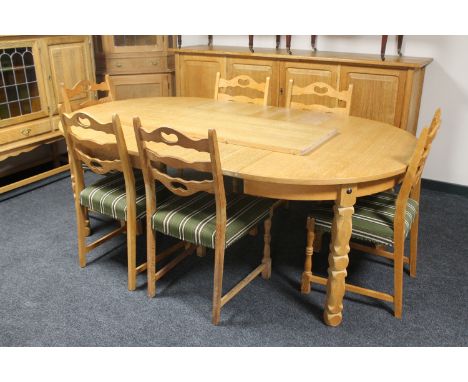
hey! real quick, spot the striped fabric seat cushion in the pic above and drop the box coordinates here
[80,171,169,221]
[151,193,276,249]
[309,190,419,246]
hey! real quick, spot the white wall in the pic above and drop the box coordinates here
[181,35,468,187]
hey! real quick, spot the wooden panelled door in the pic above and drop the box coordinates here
[177,55,225,98]
[340,66,407,127]
[225,58,279,106]
[47,40,94,114]
[279,62,339,108]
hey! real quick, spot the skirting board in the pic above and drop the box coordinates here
[421,178,468,198]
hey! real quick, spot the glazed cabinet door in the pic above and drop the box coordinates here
[279,61,339,107]
[101,36,166,54]
[225,58,279,106]
[110,74,171,100]
[177,54,225,98]
[340,66,407,127]
[47,37,94,114]
[0,39,49,131]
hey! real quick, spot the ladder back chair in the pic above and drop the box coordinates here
[301,109,441,318]
[60,74,113,113]
[285,80,353,115]
[133,119,280,325]
[61,111,168,291]
[214,72,270,106]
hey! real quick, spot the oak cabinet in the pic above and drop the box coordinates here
[176,54,225,98]
[174,46,431,134]
[226,58,279,106]
[94,35,175,100]
[0,36,95,192]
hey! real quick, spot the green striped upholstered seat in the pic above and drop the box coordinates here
[310,190,419,246]
[80,171,169,221]
[151,193,276,249]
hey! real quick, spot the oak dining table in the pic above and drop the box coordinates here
[71,96,417,327]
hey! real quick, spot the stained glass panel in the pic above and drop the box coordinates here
[0,47,41,120]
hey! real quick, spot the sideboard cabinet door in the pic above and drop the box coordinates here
[47,39,94,114]
[110,74,171,100]
[340,66,407,127]
[225,58,279,106]
[177,55,226,98]
[279,62,339,107]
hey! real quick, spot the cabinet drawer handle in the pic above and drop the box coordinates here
[116,63,123,67]
[151,61,159,66]
[21,128,32,136]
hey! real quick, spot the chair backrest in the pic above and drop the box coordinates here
[214,72,270,106]
[61,111,136,217]
[60,74,113,113]
[394,109,442,232]
[285,80,353,115]
[133,118,227,234]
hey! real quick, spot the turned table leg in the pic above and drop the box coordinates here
[323,186,356,327]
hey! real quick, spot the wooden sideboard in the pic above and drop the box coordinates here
[173,46,432,134]
[0,35,95,193]
[93,35,175,100]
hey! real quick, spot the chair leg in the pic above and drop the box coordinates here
[196,245,207,257]
[75,204,88,268]
[232,178,240,193]
[409,216,419,278]
[313,227,323,253]
[147,227,157,298]
[393,244,404,319]
[301,217,315,294]
[126,219,137,291]
[83,209,91,237]
[212,244,226,325]
[261,216,272,279]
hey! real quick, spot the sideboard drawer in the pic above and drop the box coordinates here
[106,56,167,75]
[0,118,52,145]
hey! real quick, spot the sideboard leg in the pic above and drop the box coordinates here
[323,186,356,327]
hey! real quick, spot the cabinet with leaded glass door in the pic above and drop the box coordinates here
[0,36,95,194]
[0,40,49,143]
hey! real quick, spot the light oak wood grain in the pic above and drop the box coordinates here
[134,120,278,325]
[173,46,430,133]
[76,97,415,191]
[74,97,418,326]
[61,111,141,291]
[302,109,441,320]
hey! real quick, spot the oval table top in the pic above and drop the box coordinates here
[77,97,417,197]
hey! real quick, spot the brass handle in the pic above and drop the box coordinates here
[151,61,158,65]
[116,63,123,67]
[21,128,31,136]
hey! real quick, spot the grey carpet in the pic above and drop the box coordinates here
[1,171,467,346]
